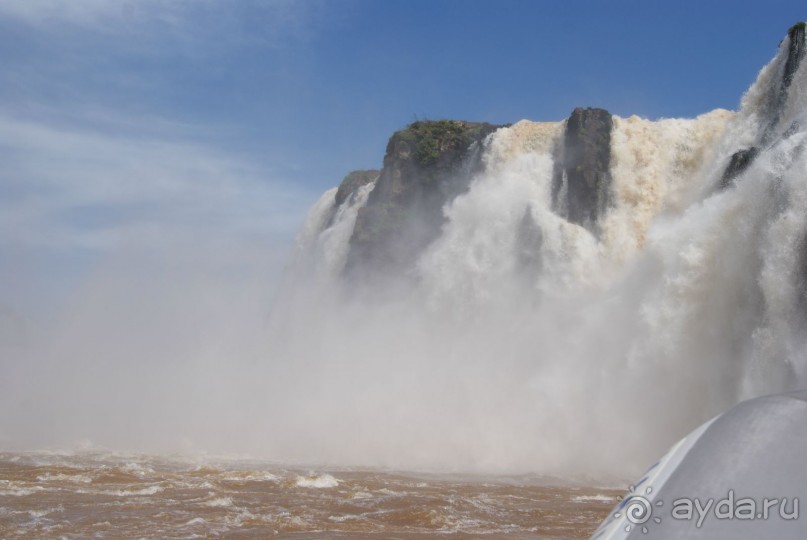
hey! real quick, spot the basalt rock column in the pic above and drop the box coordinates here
[551,107,614,232]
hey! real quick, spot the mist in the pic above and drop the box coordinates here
[0,243,279,450]
[0,112,306,460]
[3,22,807,488]
[241,31,807,481]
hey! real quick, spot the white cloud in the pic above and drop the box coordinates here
[0,0,175,30]
[0,0,324,48]
[0,109,312,252]
[0,112,300,452]
[0,0,118,26]
[0,0,338,317]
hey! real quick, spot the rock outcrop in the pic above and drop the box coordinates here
[719,147,759,188]
[334,170,380,207]
[551,107,614,231]
[344,120,503,279]
[338,110,617,279]
[721,22,805,189]
[782,22,805,95]
[763,21,806,144]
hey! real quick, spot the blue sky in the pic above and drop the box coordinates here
[0,0,805,318]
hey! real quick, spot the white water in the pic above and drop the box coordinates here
[1,30,803,485]
[268,30,807,481]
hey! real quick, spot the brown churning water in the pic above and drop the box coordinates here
[0,452,618,538]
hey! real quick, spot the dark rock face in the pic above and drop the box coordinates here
[345,120,502,279]
[783,22,806,91]
[721,23,804,189]
[763,22,806,143]
[334,170,380,207]
[720,147,759,189]
[551,107,614,231]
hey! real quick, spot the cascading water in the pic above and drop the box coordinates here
[267,24,807,481]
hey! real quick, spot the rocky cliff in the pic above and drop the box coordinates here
[283,23,807,479]
[720,22,806,189]
[551,107,613,232]
[315,23,807,288]
[334,108,622,280]
[343,120,502,279]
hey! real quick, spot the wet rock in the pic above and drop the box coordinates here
[345,120,503,279]
[720,147,759,189]
[551,107,614,231]
[334,170,380,208]
[782,22,806,91]
[764,22,806,143]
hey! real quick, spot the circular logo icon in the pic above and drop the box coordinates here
[624,493,653,525]
[614,485,663,534]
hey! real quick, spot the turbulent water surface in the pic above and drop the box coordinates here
[0,452,618,539]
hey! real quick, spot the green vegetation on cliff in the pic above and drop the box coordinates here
[397,120,500,167]
[345,119,503,278]
[398,120,472,166]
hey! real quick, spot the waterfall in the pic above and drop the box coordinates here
[267,25,807,480]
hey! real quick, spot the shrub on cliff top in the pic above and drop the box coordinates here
[400,120,472,166]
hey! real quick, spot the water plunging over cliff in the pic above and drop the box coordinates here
[268,24,807,480]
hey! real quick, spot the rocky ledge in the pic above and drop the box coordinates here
[343,120,503,279]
